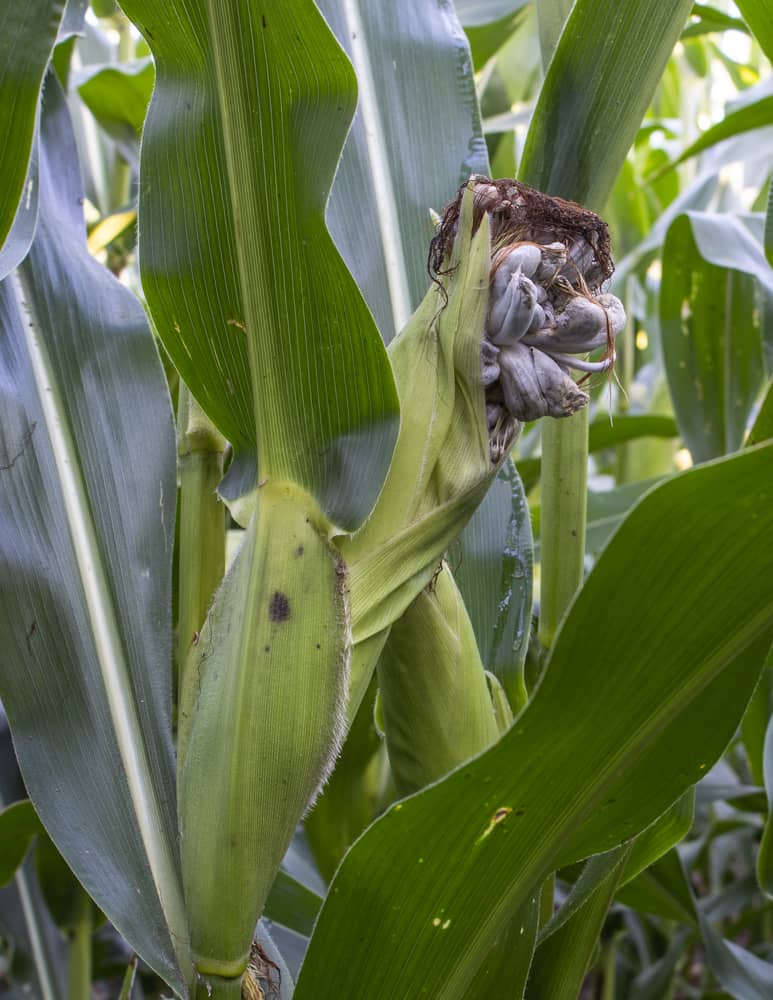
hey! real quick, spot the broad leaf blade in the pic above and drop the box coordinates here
[661,212,767,462]
[520,0,694,208]
[0,2,66,252]
[319,0,489,343]
[121,0,399,529]
[296,444,773,998]
[0,80,188,993]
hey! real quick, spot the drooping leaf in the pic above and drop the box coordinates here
[700,907,773,1000]
[0,79,188,993]
[620,790,695,888]
[296,444,773,998]
[520,0,694,209]
[616,849,697,925]
[657,96,773,176]
[0,1,66,253]
[527,843,632,999]
[120,0,399,529]
[74,58,154,162]
[661,212,768,462]
[681,4,749,39]
[318,0,490,343]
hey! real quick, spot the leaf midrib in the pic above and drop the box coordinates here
[11,267,190,981]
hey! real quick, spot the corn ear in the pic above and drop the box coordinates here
[178,480,349,989]
[342,184,507,718]
[377,562,500,796]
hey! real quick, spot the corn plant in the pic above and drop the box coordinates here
[1,1,773,998]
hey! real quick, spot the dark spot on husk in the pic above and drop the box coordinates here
[296,544,304,557]
[264,645,270,653]
[269,591,291,623]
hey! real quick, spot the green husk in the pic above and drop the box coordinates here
[377,563,500,796]
[178,480,349,988]
[340,184,501,719]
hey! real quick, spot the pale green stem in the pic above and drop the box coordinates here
[176,385,226,770]
[108,20,135,213]
[194,973,243,1000]
[66,892,93,1000]
[537,408,588,650]
[615,276,636,484]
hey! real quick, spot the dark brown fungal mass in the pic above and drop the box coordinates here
[428,175,613,288]
[268,591,291,623]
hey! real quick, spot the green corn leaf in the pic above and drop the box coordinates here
[661,212,768,462]
[520,0,694,209]
[527,843,633,1000]
[735,0,773,63]
[465,894,540,1000]
[699,906,773,999]
[74,58,154,163]
[0,1,66,255]
[756,711,773,897]
[620,790,695,889]
[120,0,399,530]
[656,96,773,177]
[296,442,773,999]
[616,849,697,925]
[0,79,188,993]
[318,0,489,344]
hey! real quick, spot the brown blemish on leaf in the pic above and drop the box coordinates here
[269,591,291,623]
[227,318,246,331]
[1,422,37,472]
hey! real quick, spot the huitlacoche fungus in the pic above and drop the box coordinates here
[429,177,626,464]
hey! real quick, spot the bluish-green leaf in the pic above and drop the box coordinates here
[296,444,773,998]
[661,212,768,462]
[520,0,694,209]
[756,710,773,897]
[0,79,188,993]
[0,2,66,253]
[455,459,533,710]
[319,0,489,343]
[455,0,528,27]
[120,0,399,529]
